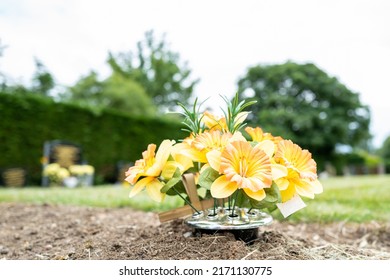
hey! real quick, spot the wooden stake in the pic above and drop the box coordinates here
[158,198,215,223]
[158,173,213,223]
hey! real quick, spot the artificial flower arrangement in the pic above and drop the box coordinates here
[43,163,71,185]
[125,93,323,222]
[43,163,94,187]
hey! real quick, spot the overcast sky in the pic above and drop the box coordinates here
[1,0,389,147]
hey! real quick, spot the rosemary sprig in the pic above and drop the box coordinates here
[177,97,208,135]
[221,92,257,133]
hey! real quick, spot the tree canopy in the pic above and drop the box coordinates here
[0,54,56,97]
[67,71,156,116]
[0,40,6,89]
[107,30,199,111]
[380,135,390,173]
[237,62,371,167]
[66,30,199,114]
[31,58,55,97]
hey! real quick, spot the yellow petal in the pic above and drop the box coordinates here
[298,178,323,197]
[124,161,144,184]
[275,178,289,190]
[155,140,175,162]
[189,149,208,163]
[271,163,288,180]
[210,175,238,198]
[173,142,202,162]
[254,140,275,158]
[206,150,221,172]
[234,111,249,128]
[276,140,317,179]
[310,178,323,194]
[173,153,193,172]
[200,163,210,173]
[146,140,175,177]
[280,185,296,202]
[243,188,266,201]
[230,131,246,142]
[202,111,227,131]
[145,179,165,202]
[295,180,315,199]
[245,127,262,141]
[129,176,154,198]
[161,161,179,180]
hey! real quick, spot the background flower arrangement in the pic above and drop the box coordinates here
[43,163,94,187]
[125,93,323,219]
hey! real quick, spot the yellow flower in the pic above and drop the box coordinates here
[124,139,175,202]
[175,131,244,165]
[273,140,323,202]
[202,111,228,132]
[210,141,272,201]
[161,143,194,180]
[202,111,249,132]
[245,126,283,147]
[69,165,94,175]
[192,131,232,162]
[43,163,61,176]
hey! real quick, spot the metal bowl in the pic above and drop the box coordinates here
[185,207,273,243]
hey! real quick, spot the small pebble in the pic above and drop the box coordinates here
[0,246,9,255]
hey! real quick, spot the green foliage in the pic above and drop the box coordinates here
[379,135,390,173]
[107,30,199,111]
[222,92,256,133]
[1,57,56,98]
[67,71,156,116]
[249,183,281,212]
[66,71,102,103]
[237,62,371,168]
[0,93,185,184]
[177,97,206,135]
[355,150,382,168]
[160,168,182,193]
[31,58,55,97]
[0,40,6,89]
[197,167,220,190]
[284,175,390,223]
[67,30,197,115]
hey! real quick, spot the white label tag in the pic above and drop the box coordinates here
[277,195,306,218]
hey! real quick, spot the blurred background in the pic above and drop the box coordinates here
[0,0,389,193]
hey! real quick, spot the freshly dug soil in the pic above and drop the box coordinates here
[0,203,389,260]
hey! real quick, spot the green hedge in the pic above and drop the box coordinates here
[0,93,185,185]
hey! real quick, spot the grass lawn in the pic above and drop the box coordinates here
[0,175,389,223]
[281,175,390,223]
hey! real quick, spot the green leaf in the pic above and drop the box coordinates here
[249,141,259,148]
[235,189,251,208]
[165,180,186,196]
[249,183,281,211]
[160,168,182,193]
[198,167,220,190]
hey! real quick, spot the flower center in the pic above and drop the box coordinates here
[238,156,249,177]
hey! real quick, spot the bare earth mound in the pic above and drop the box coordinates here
[0,203,389,260]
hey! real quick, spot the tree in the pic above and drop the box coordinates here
[67,71,103,106]
[107,30,199,111]
[380,136,390,173]
[237,62,371,168]
[0,55,56,97]
[31,58,55,97]
[68,71,156,116]
[0,40,6,90]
